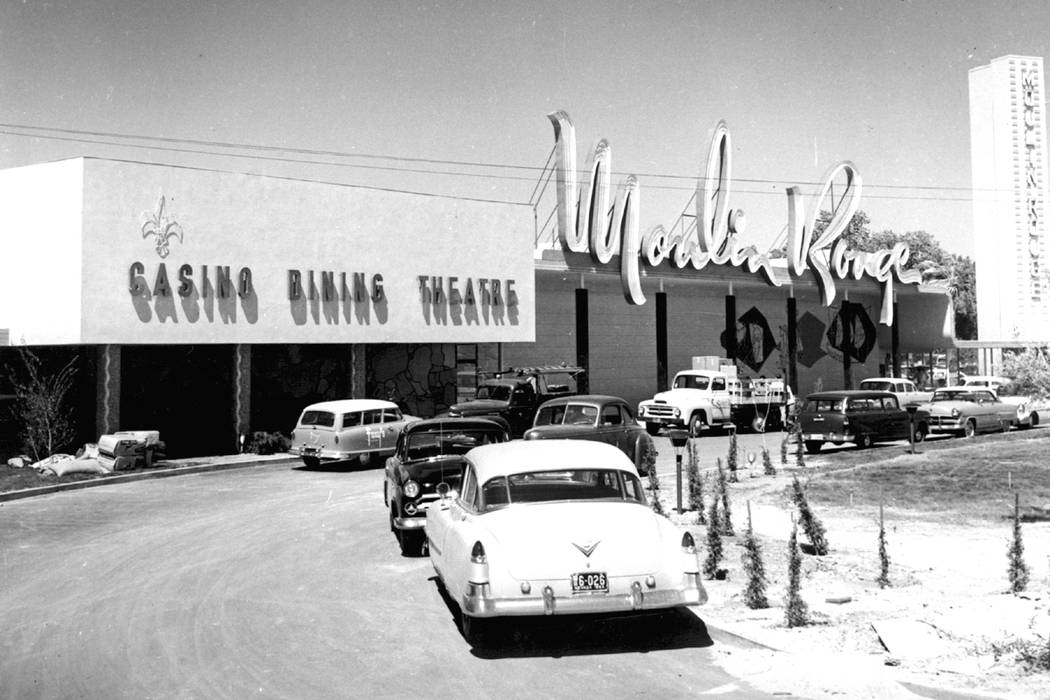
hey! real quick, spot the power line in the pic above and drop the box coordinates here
[0,123,1017,201]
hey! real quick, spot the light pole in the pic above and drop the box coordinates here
[667,429,689,514]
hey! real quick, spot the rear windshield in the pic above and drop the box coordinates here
[405,429,505,460]
[534,403,598,426]
[476,384,512,401]
[479,469,646,511]
[804,398,843,412]
[860,381,892,391]
[299,410,335,427]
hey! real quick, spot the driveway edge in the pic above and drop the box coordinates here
[0,454,299,503]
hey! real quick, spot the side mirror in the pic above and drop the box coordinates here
[436,482,457,501]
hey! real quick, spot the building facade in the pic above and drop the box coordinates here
[969,54,1050,342]
[0,114,954,459]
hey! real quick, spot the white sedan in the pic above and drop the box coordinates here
[426,440,707,644]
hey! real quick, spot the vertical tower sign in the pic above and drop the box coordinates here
[969,55,1049,341]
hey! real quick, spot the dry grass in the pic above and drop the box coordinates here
[790,430,1050,523]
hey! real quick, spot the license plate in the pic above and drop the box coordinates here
[571,572,608,593]
[302,446,320,455]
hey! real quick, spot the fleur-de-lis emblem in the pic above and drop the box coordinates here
[141,196,184,259]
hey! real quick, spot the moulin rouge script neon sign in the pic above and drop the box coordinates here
[547,111,922,325]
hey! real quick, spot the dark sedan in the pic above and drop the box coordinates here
[523,394,654,474]
[383,417,510,556]
[798,390,930,454]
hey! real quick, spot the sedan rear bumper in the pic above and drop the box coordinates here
[462,574,707,618]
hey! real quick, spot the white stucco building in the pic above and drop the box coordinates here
[969,54,1050,342]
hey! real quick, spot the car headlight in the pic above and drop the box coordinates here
[673,408,681,418]
[638,405,646,416]
[403,480,420,498]
[951,408,960,418]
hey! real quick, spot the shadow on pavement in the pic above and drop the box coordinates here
[430,576,714,658]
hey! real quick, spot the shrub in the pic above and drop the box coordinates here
[247,431,291,455]
[780,433,789,468]
[762,446,776,476]
[784,521,809,627]
[686,439,705,522]
[703,497,723,579]
[791,476,828,555]
[877,503,890,589]
[8,350,78,462]
[741,509,769,609]
[793,422,806,468]
[716,458,734,536]
[1008,492,1030,594]
[727,430,739,483]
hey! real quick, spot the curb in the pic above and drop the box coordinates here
[0,454,300,503]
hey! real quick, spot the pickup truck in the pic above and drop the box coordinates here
[445,365,584,437]
[858,378,932,407]
[637,370,792,437]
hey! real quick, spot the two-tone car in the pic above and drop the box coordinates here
[523,395,654,474]
[383,417,510,556]
[798,390,930,454]
[426,440,707,645]
[922,386,1021,437]
[290,399,419,468]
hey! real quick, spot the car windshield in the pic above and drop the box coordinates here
[860,381,892,391]
[480,469,646,510]
[932,390,976,402]
[299,410,335,427]
[405,429,504,460]
[674,375,710,390]
[475,384,512,401]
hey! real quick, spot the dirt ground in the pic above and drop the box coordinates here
[664,459,1050,699]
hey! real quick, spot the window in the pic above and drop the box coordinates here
[341,412,362,428]
[534,405,566,426]
[712,377,726,391]
[601,404,623,426]
[481,477,509,510]
[502,469,646,505]
[563,404,598,425]
[382,409,402,423]
[674,374,710,390]
[362,409,385,425]
[847,399,874,411]
[460,466,478,511]
[300,410,335,427]
[881,396,900,410]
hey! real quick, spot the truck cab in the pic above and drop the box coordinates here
[637,370,734,437]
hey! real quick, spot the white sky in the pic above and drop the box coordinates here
[4,1,1050,259]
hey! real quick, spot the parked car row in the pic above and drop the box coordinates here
[288,383,704,645]
[798,383,1038,453]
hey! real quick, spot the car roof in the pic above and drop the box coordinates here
[537,394,624,407]
[860,378,911,383]
[403,417,509,435]
[962,376,1010,384]
[466,440,634,483]
[935,385,987,392]
[299,399,398,413]
[804,390,895,400]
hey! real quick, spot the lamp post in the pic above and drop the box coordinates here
[667,429,689,514]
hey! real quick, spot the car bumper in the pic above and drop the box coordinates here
[928,417,965,433]
[295,445,387,461]
[639,416,684,428]
[461,573,707,617]
[802,432,854,442]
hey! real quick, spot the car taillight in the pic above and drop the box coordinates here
[681,531,696,555]
[469,540,489,585]
[842,416,850,427]
[471,540,486,563]
[290,431,296,441]
[333,435,339,444]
